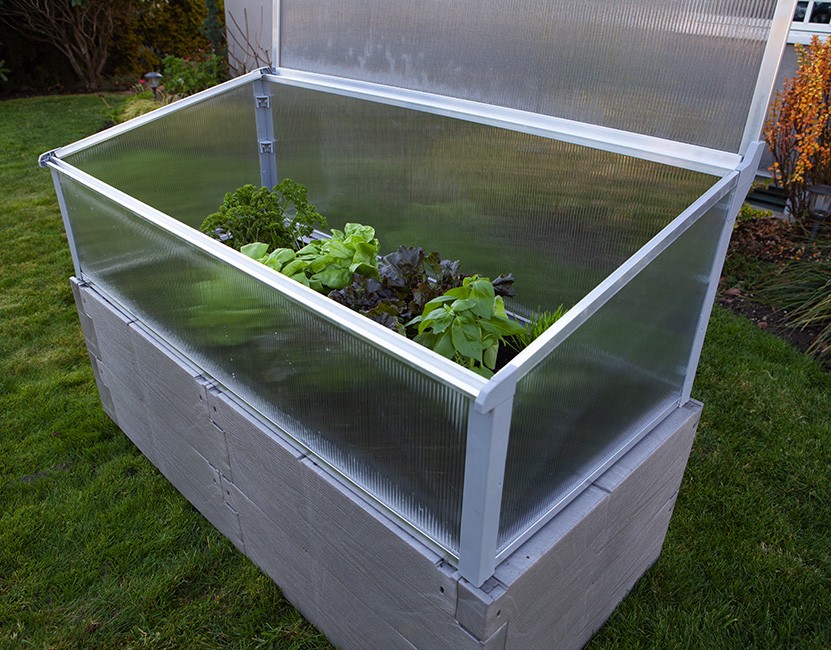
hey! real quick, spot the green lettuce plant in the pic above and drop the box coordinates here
[408,275,526,378]
[240,223,380,293]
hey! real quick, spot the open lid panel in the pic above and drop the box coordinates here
[276,0,795,157]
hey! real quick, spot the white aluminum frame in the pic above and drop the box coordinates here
[263,70,740,178]
[741,0,800,154]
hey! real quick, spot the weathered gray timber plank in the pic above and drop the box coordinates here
[583,493,678,634]
[217,475,247,556]
[229,482,313,608]
[130,323,232,477]
[300,460,482,650]
[149,413,244,549]
[70,278,99,358]
[71,281,154,452]
[86,351,117,423]
[96,357,155,464]
[210,389,309,544]
[491,486,610,649]
[75,284,140,389]
[234,484,471,650]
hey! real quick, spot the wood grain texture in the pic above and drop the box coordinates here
[70,278,99,358]
[95,357,155,464]
[131,323,232,478]
[86,351,117,424]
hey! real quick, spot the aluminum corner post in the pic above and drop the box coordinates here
[272,0,281,69]
[458,367,518,587]
[681,140,766,403]
[740,0,799,155]
[253,72,278,188]
[47,167,82,279]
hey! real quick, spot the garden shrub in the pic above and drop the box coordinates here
[764,36,831,223]
[162,50,227,95]
[107,0,224,82]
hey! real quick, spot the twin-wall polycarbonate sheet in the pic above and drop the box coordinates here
[57,171,471,555]
[280,0,777,152]
[498,190,732,551]
[63,83,261,229]
[267,81,715,315]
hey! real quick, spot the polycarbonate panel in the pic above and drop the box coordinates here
[63,83,261,229]
[268,81,714,317]
[58,171,471,554]
[498,190,732,551]
[280,0,776,152]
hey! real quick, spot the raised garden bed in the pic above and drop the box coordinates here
[41,2,792,645]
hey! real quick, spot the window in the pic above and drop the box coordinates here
[791,1,831,44]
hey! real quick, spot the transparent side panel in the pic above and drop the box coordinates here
[268,81,715,317]
[63,83,261,229]
[498,189,733,551]
[280,0,777,152]
[58,171,470,554]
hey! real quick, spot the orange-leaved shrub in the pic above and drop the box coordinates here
[764,36,831,223]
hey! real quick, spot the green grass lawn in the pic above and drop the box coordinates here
[1,95,829,650]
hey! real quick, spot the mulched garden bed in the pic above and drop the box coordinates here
[719,214,831,372]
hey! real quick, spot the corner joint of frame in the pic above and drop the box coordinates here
[474,365,518,414]
[38,150,57,168]
[738,141,765,175]
[257,66,275,77]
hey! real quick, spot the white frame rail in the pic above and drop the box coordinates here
[42,64,772,586]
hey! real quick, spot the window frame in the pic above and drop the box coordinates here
[790,0,831,44]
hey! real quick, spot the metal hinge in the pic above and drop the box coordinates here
[259,140,274,154]
[38,150,58,168]
[255,95,271,109]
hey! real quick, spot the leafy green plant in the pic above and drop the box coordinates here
[201,181,326,253]
[408,275,526,377]
[241,223,380,293]
[508,306,566,351]
[162,50,227,96]
[736,202,773,224]
[329,245,516,334]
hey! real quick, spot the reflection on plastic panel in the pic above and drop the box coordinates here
[63,83,261,229]
[266,82,715,319]
[58,172,470,555]
[498,193,731,551]
[280,0,776,152]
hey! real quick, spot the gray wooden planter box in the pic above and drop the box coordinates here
[42,4,793,645]
[71,276,700,650]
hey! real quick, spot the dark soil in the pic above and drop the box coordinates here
[719,215,831,372]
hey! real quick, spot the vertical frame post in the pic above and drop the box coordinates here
[458,369,517,587]
[45,161,83,279]
[272,0,281,69]
[740,0,798,154]
[681,141,766,403]
[253,74,278,188]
